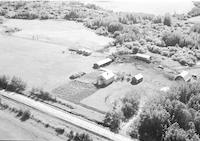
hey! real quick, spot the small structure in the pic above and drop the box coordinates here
[68,48,92,56]
[160,86,170,93]
[93,58,113,69]
[96,71,115,87]
[131,73,143,85]
[79,48,92,56]
[134,53,151,63]
[69,72,86,80]
[175,71,191,82]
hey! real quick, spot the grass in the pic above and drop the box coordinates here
[0,19,110,90]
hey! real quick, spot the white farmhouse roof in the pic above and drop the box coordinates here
[134,73,143,80]
[179,71,189,77]
[79,48,92,53]
[100,71,115,80]
[175,70,191,82]
[96,58,112,66]
[135,53,151,60]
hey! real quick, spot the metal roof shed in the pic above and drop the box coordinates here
[131,73,143,85]
[93,58,113,69]
[175,71,191,82]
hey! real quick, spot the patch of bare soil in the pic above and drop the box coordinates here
[52,80,97,103]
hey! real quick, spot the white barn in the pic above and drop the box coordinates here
[131,73,143,85]
[175,71,191,82]
[93,58,113,69]
[134,53,151,63]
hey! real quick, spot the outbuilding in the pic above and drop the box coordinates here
[79,48,92,56]
[175,71,191,82]
[93,58,113,69]
[134,53,152,63]
[96,71,115,87]
[131,73,143,85]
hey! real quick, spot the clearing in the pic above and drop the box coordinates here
[0,19,112,90]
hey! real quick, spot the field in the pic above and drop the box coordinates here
[4,19,113,51]
[0,110,64,141]
[0,19,112,90]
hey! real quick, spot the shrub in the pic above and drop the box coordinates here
[73,133,93,141]
[64,10,80,20]
[188,7,200,17]
[162,32,182,46]
[6,76,26,93]
[55,128,65,135]
[188,95,200,111]
[121,96,139,120]
[172,49,197,66]
[103,111,121,133]
[95,26,109,36]
[163,14,172,26]
[29,88,56,102]
[191,23,200,34]
[164,123,187,141]
[16,109,23,117]
[153,16,162,24]
[138,108,170,141]
[107,22,123,33]
[0,75,9,89]
[20,110,31,121]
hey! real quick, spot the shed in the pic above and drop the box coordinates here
[134,53,151,63]
[131,73,143,85]
[97,71,115,87]
[160,87,170,93]
[175,71,191,82]
[79,48,92,56]
[93,58,113,69]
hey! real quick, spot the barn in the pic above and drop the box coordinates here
[175,71,191,82]
[93,58,113,69]
[131,73,143,85]
[134,53,151,63]
[96,71,115,87]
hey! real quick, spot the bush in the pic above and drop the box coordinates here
[162,32,181,46]
[67,131,93,141]
[55,128,65,135]
[73,133,93,141]
[0,75,9,89]
[64,10,80,20]
[164,123,187,141]
[20,110,31,121]
[138,108,170,141]
[172,48,197,66]
[188,7,200,17]
[191,23,200,34]
[188,95,200,111]
[6,76,26,93]
[121,96,139,120]
[107,22,123,33]
[29,88,56,102]
[194,113,200,134]
[153,16,162,24]
[163,14,172,26]
[103,111,121,133]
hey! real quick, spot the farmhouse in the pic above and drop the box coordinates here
[131,73,143,85]
[96,71,115,87]
[134,53,151,63]
[93,58,113,69]
[175,71,191,82]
